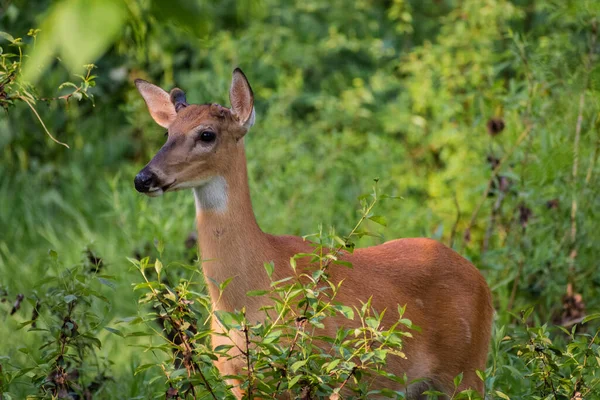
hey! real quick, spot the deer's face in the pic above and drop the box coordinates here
[134,69,255,197]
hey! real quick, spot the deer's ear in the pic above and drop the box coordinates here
[229,68,255,129]
[135,79,177,129]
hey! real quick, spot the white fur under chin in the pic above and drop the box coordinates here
[145,188,164,197]
[193,176,228,213]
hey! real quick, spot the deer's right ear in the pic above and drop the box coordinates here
[135,79,178,129]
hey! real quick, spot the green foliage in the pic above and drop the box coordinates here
[0,249,114,399]
[1,0,599,398]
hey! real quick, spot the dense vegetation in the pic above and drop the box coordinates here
[1,0,599,398]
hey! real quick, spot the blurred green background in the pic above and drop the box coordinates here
[1,0,599,398]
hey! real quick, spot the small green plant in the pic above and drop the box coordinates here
[0,30,96,148]
[124,183,482,399]
[1,1,600,399]
[0,248,114,399]
[486,308,600,399]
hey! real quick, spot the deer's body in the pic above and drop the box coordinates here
[134,69,494,398]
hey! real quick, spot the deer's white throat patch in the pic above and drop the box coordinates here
[193,176,228,213]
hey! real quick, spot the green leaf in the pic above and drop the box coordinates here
[582,313,600,324]
[64,294,77,303]
[0,32,15,42]
[154,259,163,278]
[219,277,234,292]
[335,305,355,320]
[333,259,353,268]
[333,235,347,247]
[58,81,78,90]
[81,333,102,349]
[98,277,115,288]
[214,344,234,353]
[288,374,302,388]
[126,257,140,268]
[126,331,152,337]
[495,391,510,400]
[246,289,269,297]
[453,372,463,388]
[22,0,128,83]
[104,327,124,337]
[264,261,274,278]
[475,369,485,382]
[154,238,164,254]
[369,215,387,226]
[325,359,341,373]
[215,310,242,329]
[290,359,308,373]
[132,281,160,291]
[134,363,158,375]
[116,316,143,324]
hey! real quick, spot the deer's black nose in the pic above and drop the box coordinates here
[134,169,158,193]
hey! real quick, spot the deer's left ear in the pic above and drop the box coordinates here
[229,68,255,130]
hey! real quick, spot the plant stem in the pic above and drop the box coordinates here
[19,95,70,148]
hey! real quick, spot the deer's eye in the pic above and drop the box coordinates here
[198,131,216,143]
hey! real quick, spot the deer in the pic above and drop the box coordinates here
[133,68,494,398]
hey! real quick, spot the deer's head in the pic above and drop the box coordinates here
[133,68,255,198]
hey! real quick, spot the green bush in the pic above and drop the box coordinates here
[1,0,599,398]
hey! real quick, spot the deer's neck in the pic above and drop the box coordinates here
[193,144,270,313]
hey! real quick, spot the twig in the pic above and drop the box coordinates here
[507,256,523,312]
[577,331,600,397]
[567,92,585,286]
[570,92,585,247]
[272,318,306,398]
[18,95,70,148]
[166,306,217,400]
[449,192,461,248]
[585,137,599,185]
[242,321,254,399]
[572,318,600,394]
[330,366,357,399]
[482,189,506,253]
[461,124,532,251]
[540,354,559,399]
[568,18,597,287]
[38,88,82,104]
[0,362,4,400]
[139,268,217,400]
[301,187,379,317]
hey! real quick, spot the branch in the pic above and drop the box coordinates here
[242,320,254,399]
[272,317,307,398]
[575,330,600,397]
[568,18,597,284]
[585,137,599,185]
[18,95,70,148]
[461,124,532,251]
[482,188,506,253]
[568,92,585,278]
[329,366,357,400]
[449,192,461,249]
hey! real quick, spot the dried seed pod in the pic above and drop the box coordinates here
[546,199,559,210]
[10,293,24,315]
[487,118,505,136]
[518,204,532,228]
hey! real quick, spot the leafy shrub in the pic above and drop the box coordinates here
[0,249,114,399]
[1,0,600,399]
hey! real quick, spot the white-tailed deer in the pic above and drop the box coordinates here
[134,68,494,398]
